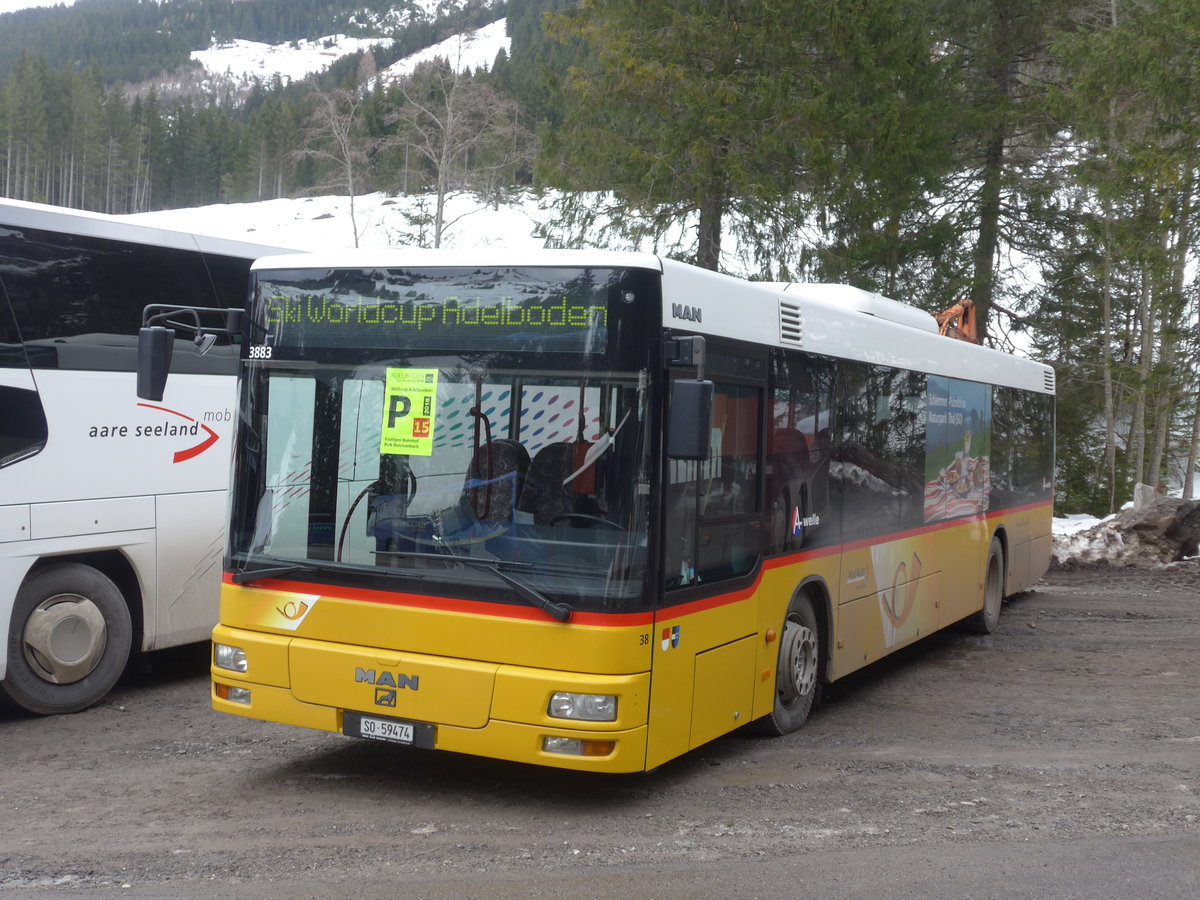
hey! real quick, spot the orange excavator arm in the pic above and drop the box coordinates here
[934,299,979,343]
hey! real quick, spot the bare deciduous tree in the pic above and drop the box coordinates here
[386,59,534,248]
[293,88,377,247]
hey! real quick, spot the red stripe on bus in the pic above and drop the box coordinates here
[223,498,1052,625]
[221,572,657,627]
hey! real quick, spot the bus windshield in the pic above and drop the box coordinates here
[227,265,659,615]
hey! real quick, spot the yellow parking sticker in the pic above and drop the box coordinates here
[380,368,439,456]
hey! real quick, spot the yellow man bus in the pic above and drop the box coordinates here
[141,249,1054,772]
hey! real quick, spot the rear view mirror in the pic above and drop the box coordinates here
[137,326,174,401]
[667,378,714,460]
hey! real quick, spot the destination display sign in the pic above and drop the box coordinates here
[254,267,621,355]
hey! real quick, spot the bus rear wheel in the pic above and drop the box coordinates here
[1,563,133,715]
[756,594,822,736]
[966,537,1005,634]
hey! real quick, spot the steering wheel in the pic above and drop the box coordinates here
[550,513,623,531]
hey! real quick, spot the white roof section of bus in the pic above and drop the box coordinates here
[658,258,1054,395]
[764,281,939,333]
[0,197,297,259]
[251,246,665,273]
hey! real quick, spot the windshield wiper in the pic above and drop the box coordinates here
[232,561,319,584]
[482,561,573,623]
[375,547,573,623]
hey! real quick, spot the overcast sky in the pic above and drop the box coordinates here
[0,0,76,15]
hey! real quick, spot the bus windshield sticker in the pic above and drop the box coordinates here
[380,368,439,456]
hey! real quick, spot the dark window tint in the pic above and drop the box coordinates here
[665,380,762,588]
[0,383,48,467]
[0,225,250,373]
[833,363,927,542]
[0,275,25,364]
[991,387,1054,508]
[766,349,836,554]
[0,279,48,465]
[204,252,255,313]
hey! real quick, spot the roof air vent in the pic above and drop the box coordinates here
[1043,368,1057,394]
[779,300,803,346]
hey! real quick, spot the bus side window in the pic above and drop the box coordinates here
[0,272,50,467]
[767,349,836,554]
[834,363,926,542]
[665,381,762,587]
[0,227,227,373]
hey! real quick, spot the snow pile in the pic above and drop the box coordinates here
[1053,500,1200,567]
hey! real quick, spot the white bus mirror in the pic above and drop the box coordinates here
[137,326,174,401]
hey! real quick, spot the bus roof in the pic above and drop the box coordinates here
[657,258,1054,395]
[250,247,666,273]
[0,197,297,260]
[247,246,1054,396]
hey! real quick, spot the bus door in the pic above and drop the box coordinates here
[647,340,765,769]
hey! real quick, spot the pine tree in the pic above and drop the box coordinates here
[1048,0,1200,506]
[540,0,821,271]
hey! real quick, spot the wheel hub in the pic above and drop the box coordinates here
[22,593,108,685]
[778,616,817,706]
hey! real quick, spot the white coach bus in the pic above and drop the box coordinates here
[0,198,297,714]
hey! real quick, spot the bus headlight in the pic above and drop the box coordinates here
[214,643,248,673]
[548,691,616,722]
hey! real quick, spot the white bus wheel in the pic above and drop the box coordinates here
[754,593,822,736]
[1,563,133,715]
[966,537,1005,635]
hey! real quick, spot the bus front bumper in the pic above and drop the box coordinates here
[210,625,651,773]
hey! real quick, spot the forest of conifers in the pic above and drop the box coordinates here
[1,0,1198,516]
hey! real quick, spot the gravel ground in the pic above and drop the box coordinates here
[1,562,1198,898]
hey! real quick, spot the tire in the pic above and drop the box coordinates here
[966,537,1004,634]
[0,563,133,715]
[755,592,822,736]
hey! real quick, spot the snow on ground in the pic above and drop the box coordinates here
[123,190,549,253]
[124,189,776,273]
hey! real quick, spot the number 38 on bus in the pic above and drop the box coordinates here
[138,249,1054,773]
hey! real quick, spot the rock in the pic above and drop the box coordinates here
[1133,483,1160,510]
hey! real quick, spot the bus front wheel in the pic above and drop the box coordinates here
[756,593,822,736]
[1,563,133,715]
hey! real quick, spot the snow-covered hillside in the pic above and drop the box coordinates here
[0,1,77,14]
[375,17,508,82]
[190,17,509,94]
[4,1,508,99]
[190,6,507,90]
